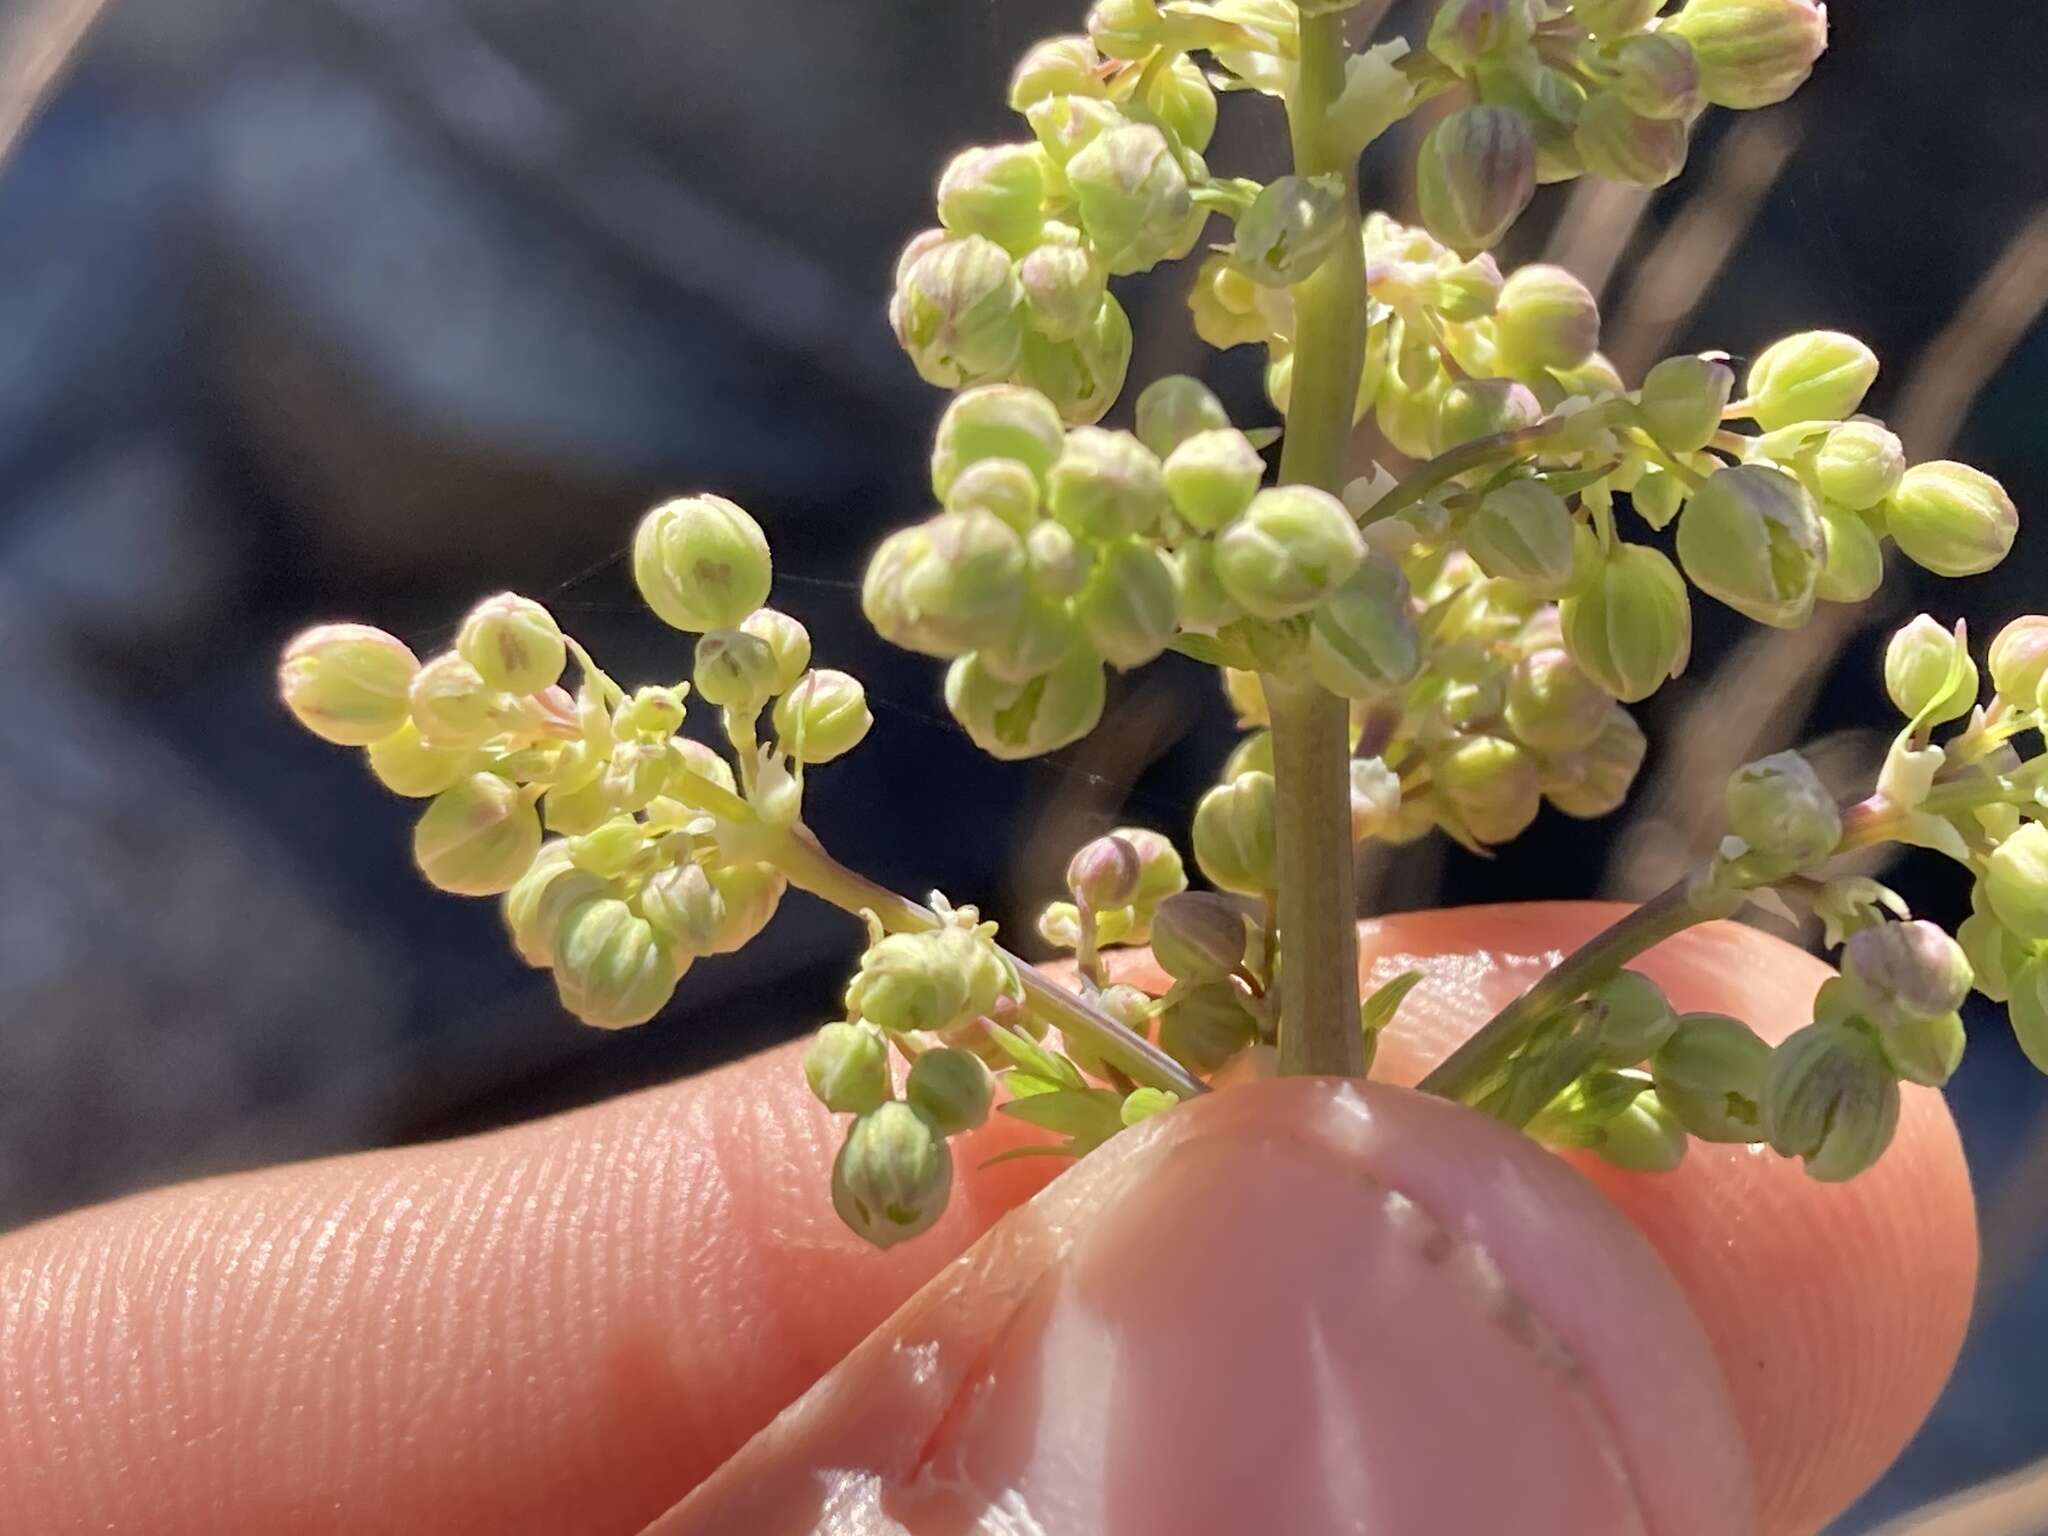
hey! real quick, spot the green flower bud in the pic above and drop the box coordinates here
[1163,429,1265,533]
[407,651,509,750]
[1638,356,1736,456]
[691,629,780,714]
[1883,461,2018,579]
[708,861,787,954]
[1158,981,1259,1073]
[1651,1012,1771,1143]
[1215,486,1367,620]
[633,494,773,635]
[1762,1020,1899,1183]
[1812,421,1905,511]
[552,897,680,1029]
[1350,755,1404,842]
[1415,104,1537,255]
[1016,293,1133,426]
[1507,646,1611,753]
[1077,540,1178,671]
[1493,263,1601,373]
[1552,351,1628,403]
[1814,503,1883,605]
[1741,330,1877,433]
[456,593,566,697]
[1437,377,1543,449]
[1560,542,1690,702]
[1309,558,1422,700]
[1046,429,1168,543]
[1435,733,1542,845]
[907,1048,994,1135]
[1428,0,1536,75]
[613,685,680,741]
[1989,616,2048,704]
[1172,542,1239,633]
[1025,93,1124,171]
[1541,704,1646,818]
[1587,970,1680,1065]
[1008,36,1106,112]
[1571,0,1663,37]
[1575,92,1688,187]
[2007,955,2048,1075]
[1232,174,1349,288]
[1067,833,1142,913]
[1118,824,1188,925]
[1612,33,1702,119]
[1883,614,1978,725]
[1676,463,1824,627]
[1630,466,1688,530]
[1593,1090,1689,1174]
[944,646,1106,759]
[1725,749,1840,871]
[638,861,726,954]
[946,454,1042,539]
[1472,60,1588,183]
[847,930,976,1034]
[1987,822,2048,945]
[937,143,1047,251]
[772,668,873,764]
[1144,52,1218,153]
[890,235,1026,387]
[1666,0,1827,110]
[1224,729,1274,781]
[595,739,670,815]
[1840,922,1970,1086]
[1067,122,1194,276]
[413,773,541,895]
[1017,232,1108,344]
[567,815,651,880]
[832,1102,953,1248]
[366,719,469,798]
[1133,378,1227,463]
[1086,0,1163,60]
[1436,253,1505,321]
[1189,253,1274,350]
[541,774,612,836]
[1464,480,1577,597]
[862,510,1026,659]
[1194,770,1276,895]
[931,384,1068,500]
[804,1021,892,1115]
[503,844,608,968]
[1151,891,1248,982]
[279,623,419,746]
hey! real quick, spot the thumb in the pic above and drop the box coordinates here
[652,1077,1757,1536]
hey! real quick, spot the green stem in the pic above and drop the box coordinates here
[1365,403,1632,527]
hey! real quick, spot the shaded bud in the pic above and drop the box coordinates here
[1676,463,1824,627]
[567,816,651,880]
[1840,922,1970,1085]
[1436,252,1505,321]
[1415,104,1537,255]
[1158,981,1259,1074]
[1725,749,1840,871]
[1575,92,1688,187]
[1587,969,1680,1065]
[1309,558,1422,700]
[1541,704,1646,818]
[1215,485,1368,620]
[1077,539,1178,670]
[1762,1020,1899,1182]
[930,384,1068,500]
[1008,36,1106,112]
[1472,60,1588,183]
[862,510,1027,659]
[1016,293,1134,426]
[691,629,780,714]
[1507,646,1612,753]
[944,647,1106,759]
[1017,232,1108,344]
[1135,374,1230,459]
[1989,616,2048,704]
[1592,1090,1689,1174]
[1437,377,1543,449]
[633,494,773,634]
[832,1102,953,1248]
[1024,521,1091,600]
[552,897,680,1029]
[1493,263,1601,373]
[2008,955,2048,1075]
[1428,0,1536,75]
[1350,755,1405,842]
[1814,503,1883,605]
[907,1047,994,1135]
[1883,614,1977,725]
[804,1021,893,1115]
[1118,824,1190,927]
[1164,429,1265,533]
[937,143,1047,251]
[368,719,470,798]
[1465,479,1577,597]
[1638,356,1735,456]
[279,623,419,746]
[1173,541,1240,632]
[502,843,608,969]
[1435,733,1542,845]
[1189,252,1275,350]
[1741,330,1877,433]
[1667,0,1828,111]
[1150,891,1248,982]
[1613,33,1702,119]
[1987,822,2048,946]
[773,668,873,764]
[1144,52,1218,153]
[1884,461,2018,579]
[1651,1012,1772,1142]
[1560,542,1690,702]
[1232,174,1349,288]
[1193,770,1277,895]
[457,594,565,696]
[1068,833,1143,911]
[1813,421,1905,512]
[890,236,1026,387]
[1047,427,1170,541]
[1066,123,1195,276]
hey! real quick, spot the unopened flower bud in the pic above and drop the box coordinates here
[1016,232,1107,344]
[945,647,1106,759]
[455,594,566,697]
[1724,749,1839,871]
[1437,377,1543,449]
[1493,263,1601,374]
[1077,539,1178,671]
[639,861,726,955]
[1666,0,1827,110]
[1616,32,1702,119]
[1133,384,1231,479]
[1024,521,1091,600]
[1428,0,1535,75]
[361,720,465,799]
[931,384,1068,500]
[633,494,773,635]
[552,897,680,1029]
[1144,52,1218,152]
[1086,0,1164,60]
[1232,174,1349,287]
[1067,122,1194,276]
[1435,733,1542,845]
[1815,503,1883,605]
[1989,616,2048,704]
[1117,824,1188,925]
[1507,647,1611,753]
[1587,970,1680,1065]
[1047,427,1170,541]
[1473,59,1588,183]
[804,1021,892,1115]
[1189,252,1274,350]
[1164,429,1265,533]
[1016,294,1134,426]
[1309,558,1421,700]
[1638,356,1735,456]
[772,669,874,764]
[1571,0,1663,37]
[1158,981,1259,1073]
[1884,462,2018,579]
[409,652,506,749]
[832,1102,953,1248]
[1415,104,1537,255]
[611,686,679,741]
[863,510,1027,660]
[567,816,650,880]
[1840,922,1971,1085]
[1150,891,1248,982]
[691,629,780,714]
[1350,755,1404,842]
[1173,542,1238,633]
[1651,1012,1771,1142]
[1883,614,1977,725]
[937,143,1047,251]
[1560,542,1690,702]
[1194,770,1276,895]
[847,930,977,1035]
[1593,1090,1689,1174]
[1575,92,1688,187]
[1068,833,1143,912]
[1025,93,1124,172]
[502,843,608,968]
[1812,421,1905,511]
[1464,480,1577,597]
[1740,330,1877,433]
[1436,252,1504,321]
[890,236,1026,387]
[1008,36,1106,112]
[1215,486,1367,620]
[1542,704,1646,817]
[905,1047,993,1135]
[1676,463,1824,627]
[1987,822,2048,945]
[1762,1019,1899,1182]
[279,623,419,746]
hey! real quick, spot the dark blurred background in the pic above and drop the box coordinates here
[0,0,2042,1526]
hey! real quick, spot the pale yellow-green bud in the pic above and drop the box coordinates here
[773,668,873,764]
[1008,36,1106,112]
[1987,822,2048,945]
[1571,0,1662,37]
[1541,704,1646,818]
[1883,461,2018,579]
[1025,93,1124,171]
[1194,770,1276,895]
[1435,733,1542,845]
[804,1021,891,1115]
[568,816,652,880]
[833,1102,953,1248]
[1762,1019,1898,1182]
[946,457,1041,536]
[455,593,565,697]
[638,861,727,956]
[367,719,470,798]
[1630,466,1687,530]
[1350,755,1404,842]
[1159,981,1259,1073]
[1588,970,1680,1065]
[1559,542,1690,702]
[907,1048,994,1135]
[691,629,780,714]
[1472,59,1588,183]
[862,510,1026,659]
[1067,122,1195,276]
[1676,463,1824,627]
[1989,616,2048,704]
[1150,891,1248,982]
[502,843,608,969]
[1724,749,1839,871]
[2008,955,2048,1074]
[1232,174,1349,288]
[1215,486,1367,620]
[1117,824,1188,928]
[1507,646,1611,753]
[620,685,687,740]
[1026,521,1091,600]
[1464,480,1577,597]
[1046,428,1169,541]
[1437,377,1543,449]
[1015,293,1133,426]
[972,592,1081,685]
[409,651,507,750]
[930,383,1067,499]
[1493,263,1601,374]
[1812,421,1905,511]
[1651,1012,1771,1143]
[413,773,541,896]
[1666,0,1827,110]
[1741,331,1877,433]
[945,647,1106,759]
[1224,729,1273,781]
[598,739,674,815]
[1189,253,1274,351]
[1638,356,1735,456]
[1308,558,1421,700]
[1883,614,1977,725]
[1427,0,1536,75]
[279,622,419,746]
[1612,33,1702,119]
[541,774,612,837]
[1086,0,1164,60]
[1134,375,1230,459]
[1223,667,1269,729]
[551,897,680,1029]
[1575,92,1688,187]
[1436,252,1505,321]
[633,494,773,634]
[890,236,1026,387]
[847,930,976,1035]
[1164,429,1265,533]
[738,608,812,694]
[704,861,786,954]
[1077,539,1179,670]
[1172,542,1239,632]
[1144,52,1218,153]
[1415,104,1537,255]
[1814,503,1883,605]
[937,143,1047,251]
[1017,229,1108,344]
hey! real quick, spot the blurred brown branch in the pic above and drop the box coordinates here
[1892,207,2048,454]
[0,0,110,172]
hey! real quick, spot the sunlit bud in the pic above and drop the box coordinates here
[890,235,1026,387]
[691,629,780,714]
[1666,0,1828,110]
[1144,52,1218,152]
[1215,486,1367,620]
[408,772,539,897]
[1437,378,1544,450]
[1814,503,1883,605]
[409,652,507,750]
[1428,0,1535,75]
[1883,614,1977,725]
[846,930,977,1034]
[1961,882,2028,1004]
[2006,954,2048,1075]
[1812,420,1905,511]
[907,1048,994,1136]
[452,593,564,697]
[1026,94,1125,180]
[1591,1090,1689,1173]
[945,646,1106,759]
[931,385,1067,502]
[1651,1012,1771,1142]
[365,719,469,798]
[1585,970,1680,1065]
[1575,92,1688,187]
[1473,59,1588,183]
[1024,523,1091,604]
[1463,480,1576,598]
[1067,123,1194,276]
[592,739,666,815]
[1067,834,1143,913]
[1989,616,2048,704]
[1506,646,1611,753]
[863,510,1026,660]
[1884,461,2018,579]
[1190,253,1275,350]
[1551,351,1627,402]
[1740,330,1877,433]
[1373,364,1448,459]
[1159,981,1259,1074]
[1016,292,1134,427]
[1076,539,1179,670]
[1613,33,1702,120]
[501,844,605,968]
[802,1021,892,1116]
[1571,0,1662,36]
[1560,542,1689,702]
[1194,770,1277,895]
[1436,252,1505,321]
[1763,1020,1899,1182]
[1722,749,1838,879]
[1493,263,1601,373]
[1164,429,1265,534]
[1435,734,1542,845]
[771,669,873,764]
[564,816,648,881]
[1135,375,1229,460]
[1346,755,1404,842]
[1676,463,1824,627]
[1115,824,1188,925]
[1637,356,1734,456]
[1415,104,1537,255]
[633,494,774,635]
[279,623,419,746]
[1086,0,1163,59]
[1009,36,1106,112]
[1630,466,1687,530]
[1012,235,1102,344]
[541,773,611,836]
[1045,428,1167,542]
[635,860,721,955]
[1987,822,2048,945]
[610,686,678,742]
[1542,704,1646,818]
[1309,558,1422,700]
[1232,174,1349,288]
[548,897,679,1029]
[833,1102,953,1248]
[1149,891,1247,983]
[937,144,1047,252]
